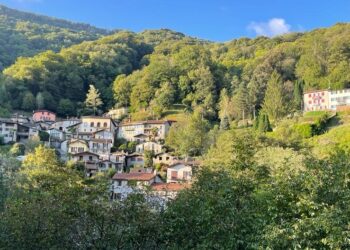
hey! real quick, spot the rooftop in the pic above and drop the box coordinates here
[151,183,190,192]
[112,172,155,181]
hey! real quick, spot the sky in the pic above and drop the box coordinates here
[1,0,350,41]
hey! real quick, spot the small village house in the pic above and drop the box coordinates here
[33,110,56,123]
[136,141,163,154]
[167,163,192,183]
[111,172,162,199]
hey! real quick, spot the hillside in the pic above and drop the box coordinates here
[0,4,110,69]
[2,5,350,126]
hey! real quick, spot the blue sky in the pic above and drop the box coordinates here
[1,0,350,41]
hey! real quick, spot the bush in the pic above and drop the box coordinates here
[9,143,25,156]
[293,123,313,139]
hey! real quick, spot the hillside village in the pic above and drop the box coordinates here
[2,87,350,203]
[0,108,200,203]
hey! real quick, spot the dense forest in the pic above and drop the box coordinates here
[2,17,350,122]
[0,4,110,69]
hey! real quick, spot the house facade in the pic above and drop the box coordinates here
[111,172,162,199]
[135,141,163,154]
[117,120,174,142]
[50,119,81,132]
[68,139,89,154]
[33,110,56,122]
[167,163,192,183]
[79,116,117,133]
[303,88,350,111]
[126,153,145,168]
[153,152,178,166]
[0,119,17,143]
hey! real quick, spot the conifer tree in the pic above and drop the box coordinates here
[85,84,103,115]
[36,92,44,109]
[220,115,230,130]
[293,79,304,111]
[262,71,285,121]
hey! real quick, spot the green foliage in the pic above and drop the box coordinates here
[262,71,285,121]
[84,84,103,115]
[0,4,108,69]
[21,92,35,111]
[255,112,272,133]
[9,143,25,156]
[38,131,49,142]
[166,112,211,156]
[144,150,155,168]
[57,98,75,117]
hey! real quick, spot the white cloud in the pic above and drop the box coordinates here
[248,18,291,37]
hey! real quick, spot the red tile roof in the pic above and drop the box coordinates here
[151,183,190,192]
[112,172,155,181]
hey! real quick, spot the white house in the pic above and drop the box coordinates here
[111,172,162,199]
[108,151,127,169]
[167,163,192,183]
[153,152,178,166]
[47,128,65,141]
[78,116,117,133]
[0,119,17,144]
[50,119,81,132]
[71,151,100,176]
[93,130,114,144]
[136,141,163,154]
[88,138,113,156]
[117,120,175,142]
[126,153,144,168]
[98,160,123,173]
[68,139,89,154]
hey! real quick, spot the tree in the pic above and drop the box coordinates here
[166,112,210,156]
[262,71,285,121]
[9,143,25,156]
[85,84,103,115]
[36,92,44,109]
[293,79,304,111]
[256,112,272,133]
[144,150,155,168]
[218,88,233,121]
[21,92,36,111]
[57,98,75,117]
[220,115,230,130]
[150,82,176,117]
[231,83,249,120]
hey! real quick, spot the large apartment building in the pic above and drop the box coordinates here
[304,88,350,111]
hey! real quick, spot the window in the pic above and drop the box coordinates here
[97,122,101,128]
[183,171,190,179]
[171,171,178,180]
[79,156,83,161]
[89,156,93,161]
[159,157,162,160]
[166,157,169,160]
[103,122,107,127]
[90,122,94,127]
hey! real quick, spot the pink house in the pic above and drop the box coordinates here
[33,110,56,122]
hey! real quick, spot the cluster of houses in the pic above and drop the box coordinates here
[0,109,198,203]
